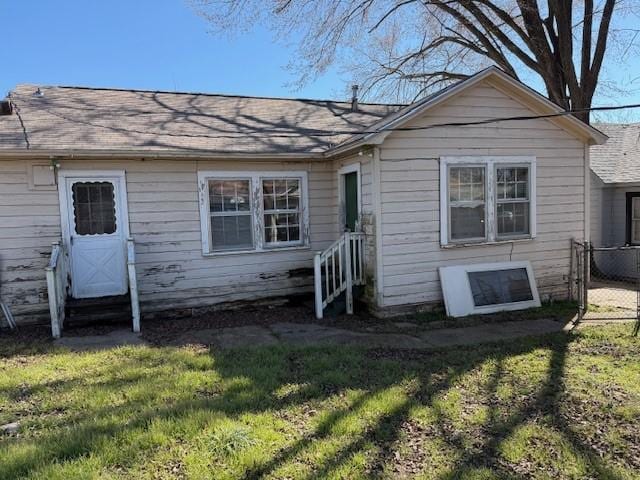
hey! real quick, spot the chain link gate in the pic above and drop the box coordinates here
[571,239,640,333]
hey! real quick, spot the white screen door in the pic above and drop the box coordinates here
[60,172,129,299]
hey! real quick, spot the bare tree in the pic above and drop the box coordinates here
[193,0,640,123]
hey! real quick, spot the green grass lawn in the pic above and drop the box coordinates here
[0,323,639,479]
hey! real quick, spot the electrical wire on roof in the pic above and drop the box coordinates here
[7,94,30,149]
[7,91,640,139]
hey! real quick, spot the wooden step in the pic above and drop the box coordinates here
[66,294,132,326]
[66,294,130,309]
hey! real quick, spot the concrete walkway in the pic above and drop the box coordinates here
[55,329,147,351]
[168,318,567,350]
[55,318,569,351]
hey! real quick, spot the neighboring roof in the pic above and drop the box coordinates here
[0,67,605,158]
[0,85,402,155]
[590,123,640,183]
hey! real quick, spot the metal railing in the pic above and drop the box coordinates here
[45,241,68,339]
[314,231,365,319]
[127,237,141,333]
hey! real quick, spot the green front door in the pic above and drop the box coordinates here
[344,172,358,231]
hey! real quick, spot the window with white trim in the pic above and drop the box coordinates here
[440,157,536,245]
[263,178,301,245]
[198,171,308,254]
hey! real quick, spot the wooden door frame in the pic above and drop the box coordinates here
[337,163,362,231]
[57,170,131,296]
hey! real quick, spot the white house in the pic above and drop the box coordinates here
[0,67,606,334]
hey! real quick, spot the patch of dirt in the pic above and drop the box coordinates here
[0,325,52,357]
[558,391,640,470]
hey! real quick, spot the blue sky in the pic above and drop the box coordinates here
[0,0,344,100]
[2,0,640,120]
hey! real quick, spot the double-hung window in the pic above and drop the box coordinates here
[198,171,308,254]
[440,157,536,245]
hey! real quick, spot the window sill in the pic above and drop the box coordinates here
[441,237,535,249]
[202,244,311,257]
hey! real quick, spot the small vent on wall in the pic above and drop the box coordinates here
[0,100,13,116]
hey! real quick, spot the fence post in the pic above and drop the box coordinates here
[127,238,141,333]
[633,250,640,330]
[344,231,354,315]
[569,238,575,302]
[314,252,323,320]
[583,241,590,312]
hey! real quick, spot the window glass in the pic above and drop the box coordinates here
[468,268,534,306]
[263,178,301,244]
[209,179,251,213]
[211,215,253,251]
[72,182,116,235]
[208,179,253,251]
[449,166,485,240]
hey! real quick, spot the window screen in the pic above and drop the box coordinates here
[208,179,253,251]
[72,182,117,235]
[263,178,301,244]
[467,268,534,306]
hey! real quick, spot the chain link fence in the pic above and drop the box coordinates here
[571,240,640,327]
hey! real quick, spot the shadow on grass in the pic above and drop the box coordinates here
[0,328,635,478]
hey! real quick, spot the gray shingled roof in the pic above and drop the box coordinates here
[0,84,403,155]
[591,123,640,183]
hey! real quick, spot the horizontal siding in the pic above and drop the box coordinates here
[0,160,60,324]
[64,158,338,316]
[378,80,587,309]
[0,158,341,325]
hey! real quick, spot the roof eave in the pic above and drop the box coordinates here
[0,148,326,160]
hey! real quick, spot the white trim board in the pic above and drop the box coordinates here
[337,162,362,231]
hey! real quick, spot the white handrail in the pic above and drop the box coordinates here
[314,231,366,319]
[127,237,141,333]
[45,241,68,338]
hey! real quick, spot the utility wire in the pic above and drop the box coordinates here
[8,96,31,149]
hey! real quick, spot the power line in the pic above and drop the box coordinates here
[8,100,31,149]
